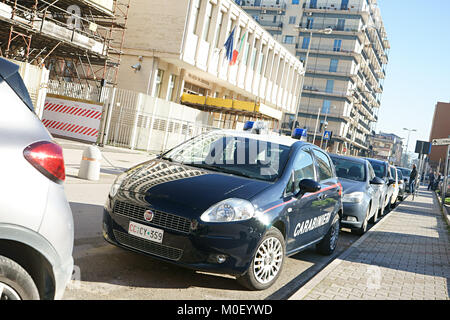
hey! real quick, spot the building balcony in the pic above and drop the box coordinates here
[305,65,357,79]
[240,1,286,12]
[259,21,283,30]
[303,2,369,16]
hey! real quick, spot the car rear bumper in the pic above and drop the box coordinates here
[53,256,74,300]
[102,200,265,276]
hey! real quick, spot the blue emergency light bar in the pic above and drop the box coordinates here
[243,121,255,131]
[293,128,307,140]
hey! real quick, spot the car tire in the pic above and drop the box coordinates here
[377,198,384,218]
[0,255,39,300]
[384,196,391,213]
[316,214,340,255]
[353,206,370,236]
[236,227,285,291]
[391,197,397,209]
[370,203,379,224]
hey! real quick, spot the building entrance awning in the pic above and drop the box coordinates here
[180,93,283,120]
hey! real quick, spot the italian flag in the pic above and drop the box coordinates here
[230,31,247,66]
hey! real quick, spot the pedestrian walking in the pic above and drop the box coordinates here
[410,164,417,194]
[428,170,436,191]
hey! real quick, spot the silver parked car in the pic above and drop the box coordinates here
[0,58,74,300]
[330,154,384,235]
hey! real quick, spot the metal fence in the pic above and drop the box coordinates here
[103,88,217,154]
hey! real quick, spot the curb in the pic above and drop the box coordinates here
[434,192,450,226]
[288,197,405,300]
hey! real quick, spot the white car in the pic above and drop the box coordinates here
[0,57,74,300]
[389,165,399,208]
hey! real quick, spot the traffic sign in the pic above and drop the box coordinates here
[323,131,332,141]
[432,138,450,146]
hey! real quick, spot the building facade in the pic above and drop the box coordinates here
[429,102,450,171]
[239,0,389,156]
[369,132,403,166]
[115,0,305,131]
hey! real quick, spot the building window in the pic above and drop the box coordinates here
[306,17,314,29]
[302,37,310,49]
[325,80,334,93]
[341,0,349,10]
[284,35,294,44]
[257,46,265,75]
[329,59,338,72]
[154,69,164,98]
[310,0,317,9]
[292,0,300,4]
[189,0,201,35]
[322,100,331,114]
[289,16,296,24]
[202,2,213,41]
[273,15,277,23]
[333,39,342,52]
[337,19,345,31]
[167,74,177,101]
[213,10,224,48]
[250,40,258,71]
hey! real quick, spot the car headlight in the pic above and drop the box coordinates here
[342,192,364,203]
[200,198,255,223]
[109,172,127,198]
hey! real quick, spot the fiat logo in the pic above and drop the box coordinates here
[144,210,154,222]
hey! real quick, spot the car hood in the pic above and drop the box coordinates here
[338,178,366,195]
[117,160,272,218]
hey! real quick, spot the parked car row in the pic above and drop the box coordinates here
[0,56,411,298]
[328,154,408,236]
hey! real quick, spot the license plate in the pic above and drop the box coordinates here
[128,221,164,243]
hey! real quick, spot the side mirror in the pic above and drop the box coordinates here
[297,179,321,197]
[370,177,384,185]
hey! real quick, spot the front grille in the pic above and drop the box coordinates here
[113,200,191,234]
[113,231,183,261]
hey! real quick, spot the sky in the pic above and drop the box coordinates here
[375,0,450,153]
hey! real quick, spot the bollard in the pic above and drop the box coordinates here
[78,145,102,181]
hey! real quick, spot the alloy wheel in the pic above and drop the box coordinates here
[253,237,283,284]
[0,283,22,300]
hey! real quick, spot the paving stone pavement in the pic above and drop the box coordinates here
[290,187,450,300]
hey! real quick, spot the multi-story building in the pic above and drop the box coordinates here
[239,0,390,156]
[429,102,450,171]
[115,0,305,131]
[369,132,403,166]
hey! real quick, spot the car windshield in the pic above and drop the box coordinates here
[330,157,366,182]
[162,132,292,182]
[369,161,386,179]
[400,168,411,177]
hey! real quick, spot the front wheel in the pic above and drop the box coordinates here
[237,227,285,291]
[352,206,370,236]
[316,214,340,255]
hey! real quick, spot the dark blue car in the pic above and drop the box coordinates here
[102,128,342,290]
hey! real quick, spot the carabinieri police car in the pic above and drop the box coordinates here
[102,122,343,290]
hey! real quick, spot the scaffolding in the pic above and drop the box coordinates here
[0,0,130,101]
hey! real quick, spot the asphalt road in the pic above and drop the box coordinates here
[61,175,393,300]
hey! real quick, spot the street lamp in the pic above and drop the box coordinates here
[320,105,336,149]
[291,25,333,137]
[403,128,417,154]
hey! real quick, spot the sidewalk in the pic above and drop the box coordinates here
[290,187,450,300]
[56,137,155,180]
